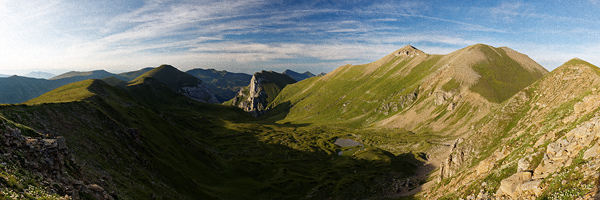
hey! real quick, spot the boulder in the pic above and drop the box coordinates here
[517,156,531,172]
[497,171,532,198]
[583,143,600,160]
[520,179,543,196]
[86,184,114,200]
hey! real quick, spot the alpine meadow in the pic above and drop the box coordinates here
[2,1,600,200]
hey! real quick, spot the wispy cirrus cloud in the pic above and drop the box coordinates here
[3,0,598,74]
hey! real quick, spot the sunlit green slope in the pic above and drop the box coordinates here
[269,44,548,129]
[425,58,600,199]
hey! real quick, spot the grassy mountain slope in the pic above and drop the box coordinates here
[130,65,218,103]
[50,70,127,82]
[425,58,600,199]
[130,65,200,89]
[0,70,424,199]
[0,68,155,104]
[25,79,113,104]
[186,68,252,102]
[269,44,547,131]
[118,67,154,80]
[465,44,548,103]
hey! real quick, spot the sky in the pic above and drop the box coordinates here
[1,0,600,76]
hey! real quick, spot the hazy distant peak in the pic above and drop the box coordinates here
[50,69,113,80]
[24,71,55,79]
[282,69,315,81]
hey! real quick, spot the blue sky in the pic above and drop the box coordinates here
[1,0,600,75]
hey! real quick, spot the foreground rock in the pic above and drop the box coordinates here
[0,122,112,199]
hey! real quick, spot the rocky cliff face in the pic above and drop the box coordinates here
[231,75,268,116]
[229,71,296,117]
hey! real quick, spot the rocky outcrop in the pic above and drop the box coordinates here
[180,81,219,104]
[429,61,600,200]
[0,122,113,200]
[230,71,296,117]
[376,92,418,115]
[395,45,424,58]
[231,75,269,116]
[493,116,600,199]
[535,116,600,179]
[440,138,471,180]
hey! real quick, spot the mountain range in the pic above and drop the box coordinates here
[283,69,315,81]
[186,68,252,102]
[0,43,598,199]
[24,71,56,79]
[0,67,312,104]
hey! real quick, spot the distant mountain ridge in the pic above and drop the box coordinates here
[24,71,55,79]
[282,69,315,81]
[50,69,126,81]
[0,67,158,104]
[186,68,252,103]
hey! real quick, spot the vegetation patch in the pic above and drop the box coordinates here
[441,79,460,91]
[469,45,546,103]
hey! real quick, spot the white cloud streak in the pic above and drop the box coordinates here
[2,0,597,75]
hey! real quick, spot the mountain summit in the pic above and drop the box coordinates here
[395,45,424,57]
[268,44,548,130]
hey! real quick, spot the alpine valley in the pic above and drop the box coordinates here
[1,43,600,200]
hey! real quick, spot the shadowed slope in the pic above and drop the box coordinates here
[186,68,252,103]
[3,68,425,199]
[130,65,218,103]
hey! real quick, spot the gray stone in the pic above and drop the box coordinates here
[56,136,67,150]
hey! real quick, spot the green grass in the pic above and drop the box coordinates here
[441,79,460,91]
[129,65,201,89]
[24,79,97,104]
[269,54,443,127]
[0,75,431,199]
[468,45,546,103]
